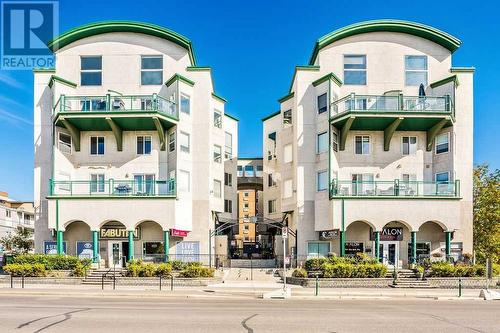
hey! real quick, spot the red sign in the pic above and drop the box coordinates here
[171,229,189,237]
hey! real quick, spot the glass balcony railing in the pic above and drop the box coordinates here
[54,94,178,120]
[330,94,453,118]
[329,179,460,198]
[49,179,176,197]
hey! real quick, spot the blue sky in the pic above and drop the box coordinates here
[0,0,499,200]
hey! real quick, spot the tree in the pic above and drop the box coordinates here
[473,164,500,264]
[0,227,34,254]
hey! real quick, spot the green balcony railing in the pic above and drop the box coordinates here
[329,179,460,198]
[330,94,453,119]
[49,178,176,197]
[54,93,178,120]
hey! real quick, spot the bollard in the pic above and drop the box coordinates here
[10,274,13,289]
[159,275,162,291]
[458,277,462,297]
[170,275,174,291]
[315,275,319,296]
[113,275,116,290]
[22,275,25,289]
[102,275,104,290]
[250,258,253,281]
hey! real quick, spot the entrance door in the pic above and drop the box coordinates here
[380,241,399,268]
[108,242,123,268]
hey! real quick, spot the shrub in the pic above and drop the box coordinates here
[71,262,87,277]
[292,268,307,278]
[169,260,185,271]
[142,263,157,277]
[429,262,455,277]
[322,263,354,278]
[4,263,46,277]
[126,260,144,277]
[304,258,327,272]
[11,254,83,270]
[155,263,172,277]
[179,266,215,278]
[493,264,500,277]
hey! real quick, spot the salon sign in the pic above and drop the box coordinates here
[100,227,140,240]
[371,227,403,241]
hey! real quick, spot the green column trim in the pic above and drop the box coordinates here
[60,117,81,151]
[152,117,166,151]
[105,117,123,151]
[445,231,452,260]
[374,231,380,262]
[57,231,64,254]
[411,231,417,265]
[340,199,345,257]
[339,117,355,151]
[383,117,403,151]
[92,231,99,263]
[163,230,170,262]
[128,231,134,261]
[426,118,448,151]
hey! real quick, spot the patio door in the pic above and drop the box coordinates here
[134,174,155,195]
[352,174,374,195]
[108,241,123,268]
[380,241,400,268]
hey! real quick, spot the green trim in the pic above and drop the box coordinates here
[128,231,134,261]
[411,231,417,264]
[33,68,55,73]
[430,75,459,89]
[383,117,403,151]
[152,117,166,151]
[163,230,170,261]
[238,157,263,160]
[312,72,343,87]
[212,93,227,103]
[224,112,239,122]
[445,231,452,258]
[186,66,211,71]
[261,110,281,122]
[105,117,123,151]
[48,20,196,65]
[450,67,475,73]
[426,118,448,151]
[374,231,380,262]
[47,195,176,200]
[92,231,99,263]
[278,92,294,104]
[165,73,195,87]
[48,75,77,88]
[339,116,354,151]
[309,20,461,65]
[330,196,461,200]
[60,117,81,152]
[288,65,320,93]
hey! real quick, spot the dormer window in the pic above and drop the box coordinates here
[81,56,102,86]
[141,55,163,85]
[405,55,428,86]
[344,55,366,85]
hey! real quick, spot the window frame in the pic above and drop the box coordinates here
[224,132,233,159]
[213,145,222,163]
[80,56,102,86]
[317,131,328,154]
[435,171,450,183]
[283,179,293,199]
[435,132,450,155]
[90,136,105,155]
[283,109,292,126]
[180,93,191,114]
[402,136,418,155]
[268,199,276,214]
[332,129,339,152]
[317,93,328,114]
[224,199,233,213]
[317,170,328,192]
[244,165,254,177]
[343,54,367,86]
[179,131,190,153]
[213,110,223,128]
[354,135,370,155]
[224,172,233,187]
[405,55,428,87]
[136,135,152,155]
[213,179,222,198]
[90,173,105,193]
[168,132,176,152]
[140,55,163,86]
[283,144,293,163]
[268,173,277,188]
[58,132,72,155]
[178,169,190,193]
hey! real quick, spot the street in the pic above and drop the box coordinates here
[0,294,499,332]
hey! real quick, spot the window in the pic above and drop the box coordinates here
[213,179,222,198]
[143,242,163,255]
[244,165,254,177]
[133,174,155,195]
[317,93,328,114]
[435,172,449,182]
[332,130,339,152]
[180,132,190,153]
[268,199,276,214]
[283,109,292,125]
[244,202,249,210]
[355,136,370,155]
[402,136,417,155]
[58,133,72,154]
[224,199,232,213]
[178,170,190,192]
[407,242,431,262]
[284,144,293,163]
[344,55,366,85]
[244,192,249,198]
[224,132,233,159]
[81,56,102,86]
[405,55,428,86]
[90,136,105,155]
[6,210,11,218]
[283,179,293,198]
[90,174,105,193]
[224,172,232,186]
[268,174,277,187]
[435,133,449,154]
[352,173,374,195]
[237,165,243,177]
[256,165,263,177]
[180,94,190,114]
[308,242,330,257]
[137,136,152,155]
[317,132,328,154]
[402,174,417,194]
[213,110,222,128]
[213,145,222,163]
[141,55,163,85]
[317,170,327,191]
[168,132,176,152]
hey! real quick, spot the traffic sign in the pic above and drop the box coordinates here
[282,227,288,238]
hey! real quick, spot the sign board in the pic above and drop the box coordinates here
[285,256,290,265]
[371,227,403,241]
[76,241,94,260]
[100,227,140,240]
[282,227,288,238]
[345,242,364,255]
[175,241,199,262]
[170,229,189,237]
[44,241,66,254]
[319,229,340,241]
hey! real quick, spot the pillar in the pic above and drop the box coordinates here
[56,230,64,254]
[92,230,99,263]
[411,231,417,265]
[128,230,134,261]
[163,230,170,262]
[339,231,345,257]
[445,231,452,261]
[374,231,380,262]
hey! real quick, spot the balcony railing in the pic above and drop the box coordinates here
[329,179,460,198]
[49,179,176,197]
[54,94,178,120]
[330,94,453,118]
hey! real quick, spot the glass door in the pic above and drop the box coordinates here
[108,242,122,268]
[381,241,399,268]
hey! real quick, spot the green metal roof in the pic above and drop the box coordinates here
[309,20,461,65]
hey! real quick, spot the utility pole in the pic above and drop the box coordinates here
[282,226,288,291]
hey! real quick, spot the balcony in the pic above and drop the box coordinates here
[330,94,454,151]
[329,179,460,199]
[48,179,176,198]
[53,94,177,152]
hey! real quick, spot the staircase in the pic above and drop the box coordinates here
[82,268,126,285]
[389,269,433,288]
[229,259,276,269]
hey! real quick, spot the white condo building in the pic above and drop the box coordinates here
[34,21,238,267]
[0,191,35,250]
[262,20,473,268]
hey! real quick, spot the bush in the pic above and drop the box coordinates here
[4,263,46,277]
[304,258,327,272]
[126,260,144,277]
[169,260,185,271]
[428,262,492,277]
[71,262,87,277]
[292,268,307,278]
[179,266,215,278]
[322,263,354,278]
[429,262,455,277]
[142,263,157,277]
[11,254,84,270]
[155,263,172,277]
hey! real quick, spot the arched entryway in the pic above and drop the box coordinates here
[415,221,447,262]
[98,220,128,268]
[344,220,376,258]
[63,221,92,258]
[378,221,412,268]
[134,220,167,263]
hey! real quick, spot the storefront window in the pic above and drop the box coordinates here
[307,242,330,258]
[345,242,364,256]
[407,242,430,261]
[143,242,164,255]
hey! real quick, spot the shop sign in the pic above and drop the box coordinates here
[345,242,364,255]
[371,227,403,241]
[319,229,340,240]
[76,241,94,260]
[100,227,140,240]
[176,241,199,262]
[171,229,189,237]
[44,241,66,254]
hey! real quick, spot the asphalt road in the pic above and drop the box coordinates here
[0,294,499,333]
